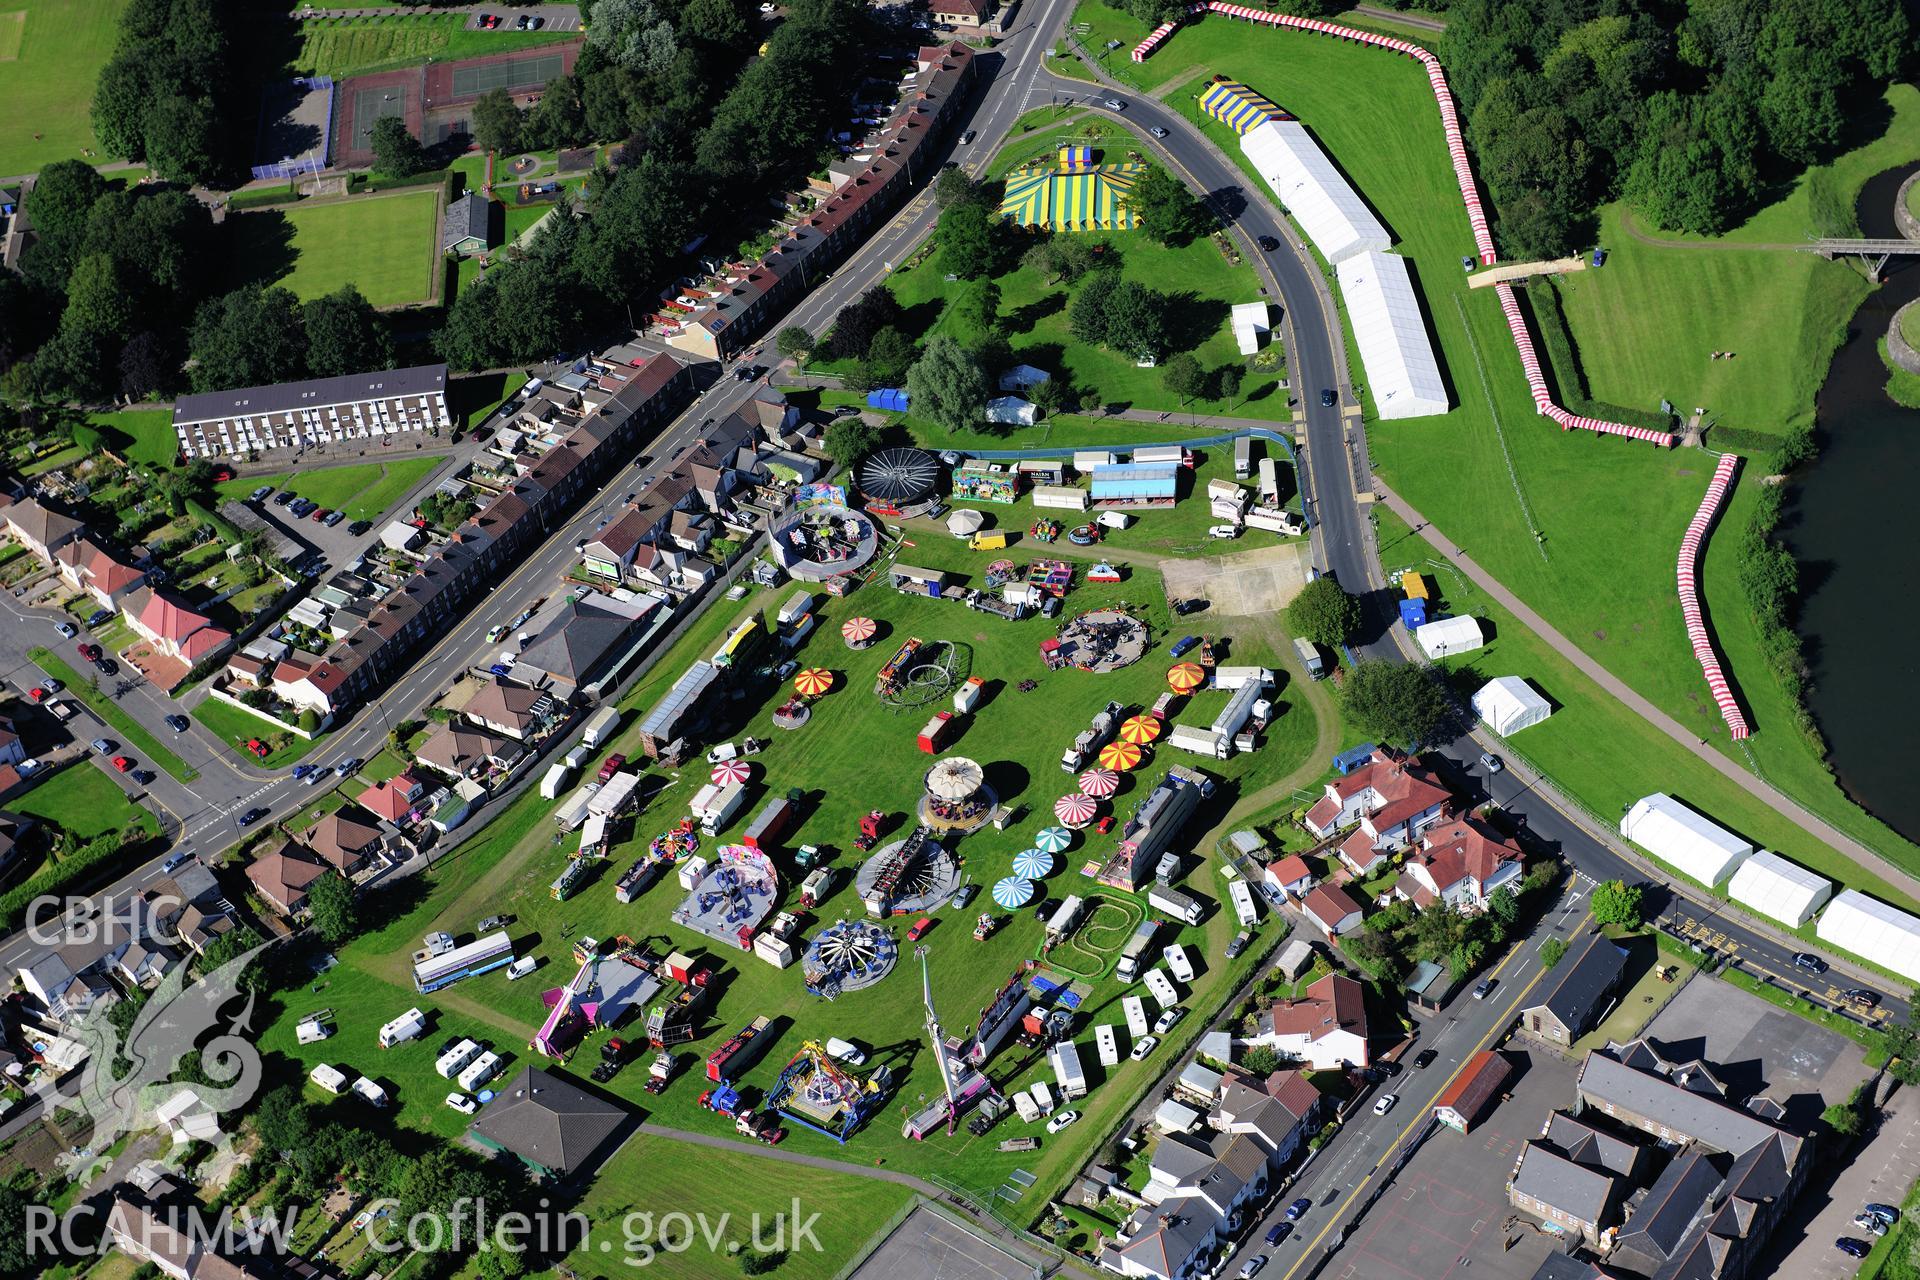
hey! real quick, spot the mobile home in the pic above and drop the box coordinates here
[1228,879,1259,928]
[1144,968,1180,1010]
[1049,1040,1088,1099]
[1095,1023,1119,1067]
[1163,944,1195,984]
[1123,995,1150,1037]
[378,1008,427,1048]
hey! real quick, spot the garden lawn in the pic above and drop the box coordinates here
[558,1142,916,1280]
[231,190,439,308]
[0,0,128,176]
[449,370,529,429]
[290,14,574,80]
[191,697,325,769]
[12,764,159,839]
[259,557,1330,1219]
[215,455,444,523]
[27,649,196,783]
[1139,19,1920,875]
[88,408,178,468]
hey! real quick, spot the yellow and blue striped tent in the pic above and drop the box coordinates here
[1059,145,1095,172]
[1199,78,1288,135]
[998,163,1144,231]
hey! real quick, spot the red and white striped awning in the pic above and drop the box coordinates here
[1678,454,1751,739]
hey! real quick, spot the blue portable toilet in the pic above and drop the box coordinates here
[1398,597,1428,630]
[866,388,910,412]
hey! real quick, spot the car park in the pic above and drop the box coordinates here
[1372,1092,1398,1116]
[1792,952,1827,973]
[1129,1035,1159,1061]
[54,621,76,638]
[1413,1048,1439,1069]
[1046,1109,1080,1134]
[167,714,189,733]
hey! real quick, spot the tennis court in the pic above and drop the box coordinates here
[449,50,563,99]
[350,83,411,151]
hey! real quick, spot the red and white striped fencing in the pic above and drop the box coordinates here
[1494,284,1676,446]
[1677,453,1750,739]
[1133,3,1678,446]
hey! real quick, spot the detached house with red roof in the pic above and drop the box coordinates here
[1395,814,1524,913]
[1246,972,1370,1070]
[57,537,147,611]
[1300,882,1364,938]
[1305,750,1451,876]
[271,653,350,718]
[359,773,427,825]
[123,589,232,665]
[1262,854,1316,900]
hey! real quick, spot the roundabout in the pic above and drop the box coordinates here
[917,755,999,834]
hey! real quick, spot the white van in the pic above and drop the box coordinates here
[824,1037,867,1066]
[1164,944,1195,984]
[1030,1080,1056,1114]
[506,955,537,980]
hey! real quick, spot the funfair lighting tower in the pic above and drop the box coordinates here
[916,944,962,1135]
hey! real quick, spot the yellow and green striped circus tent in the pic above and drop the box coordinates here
[1199,78,1288,135]
[998,163,1144,231]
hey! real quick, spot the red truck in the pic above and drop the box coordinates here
[598,753,626,782]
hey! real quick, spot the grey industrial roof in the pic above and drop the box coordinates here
[1544,1113,1640,1176]
[173,364,447,425]
[639,660,720,738]
[518,598,638,682]
[1528,928,1628,1033]
[1512,1142,1616,1225]
[1578,1051,1787,1157]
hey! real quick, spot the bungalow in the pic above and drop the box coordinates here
[224,653,275,688]
[304,806,383,875]
[245,843,333,916]
[443,191,493,256]
[1395,814,1524,913]
[4,498,84,562]
[1248,972,1369,1070]
[124,588,232,664]
[359,772,427,824]
[465,679,557,741]
[1300,883,1364,938]
[1518,929,1629,1047]
[1304,752,1450,869]
[414,722,523,780]
[1262,854,1316,900]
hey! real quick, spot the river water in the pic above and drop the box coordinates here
[1782,163,1920,842]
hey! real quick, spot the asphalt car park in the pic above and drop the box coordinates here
[464,5,580,30]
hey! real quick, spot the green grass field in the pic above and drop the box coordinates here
[12,762,159,839]
[87,408,177,467]
[28,649,197,783]
[1122,16,1920,876]
[215,455,444,522]
[257,550,1330,1218]
[231,190,439,308]
[291,14,576,81]
[0,0,129,176]
[190,696,325,769]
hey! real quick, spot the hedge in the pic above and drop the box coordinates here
[1529,278,1683,435]
[226,183,302,211]
[0,825,155,933]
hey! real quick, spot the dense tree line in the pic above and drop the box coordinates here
[437,0,873,368]
[1445,0,1910,257]
[91,0,253,184]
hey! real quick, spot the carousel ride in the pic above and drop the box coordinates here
[917,755,998,834]
[770,503,880,581]
[855,824,963,917]
[801,919,899,997]
[1054,608,1148,673]
[669,844,779,950]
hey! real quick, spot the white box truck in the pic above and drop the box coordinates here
[1123,995,1150,1037]
[1147,885,1204,926]
[1050,1040,1088,1099]
[1114,918,1162,982]
[1095,1023,1119,1067]
[378,1008,427,1048]
[581,706,621,748]
[1228,879,1259,928]
[1163,944,1195,985]
[540,763,571,800]
[1144,968,1180,1010]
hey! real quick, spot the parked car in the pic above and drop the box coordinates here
[1207,524,1241,539]
[110,756,132,773]
[1153,1006,1186,1035]
[166,714,189,733]
[1854,1214,1890,1236]
[1173,597,1207,615]
[292,765,315,780]
[1046,1109,1081,1134]
[95,657,117,675]
[1225,931,1250,960]
[1866,1204,1902,1224]
[1238,1256,1267,1279]
[446,1092,479,1114]
[907,916,934,942]
[479,915,513,932]
[1320,388,1336,407]
[1792,952,1827,973]
[479,13,499,27]
[78,643,102,661]
[1372,1092,1398,1116]
[1473,978,1497,1000]
[85,609,112,627]
[1286,1198,1311,1221]
[89,739,113,754]
[950,882,977,911]
[310,507,332,523]
[132,769,155,785]
[1844,988,1880,1007]
[1170,635,1200,658]
[336,757,363,777]
[1479,752,1504,774]
[324,510,346,527]
[349,519,373,536]
[245,739,270,759]
[273,491,296,506]
[54,621,76,638]
[1264,1222,1292,1247]
[1413,1049,1439,1069]
[1837,1239,1870,1259]
[1130,1035,1159,1061]
[39,678,62,693]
